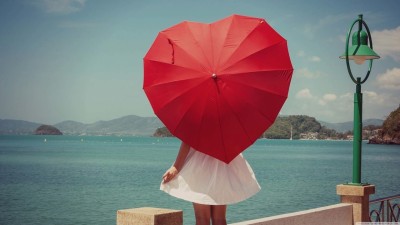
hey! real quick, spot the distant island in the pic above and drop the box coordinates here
[34,125,63,135]
[153,115,384,141]
[154,126,173,137]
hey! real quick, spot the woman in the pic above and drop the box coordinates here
[161,142,260,225]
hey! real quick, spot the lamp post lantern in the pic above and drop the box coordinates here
[340,14,380,185]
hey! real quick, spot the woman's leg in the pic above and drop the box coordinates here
[211,205,227,225]
[193,203,211,225]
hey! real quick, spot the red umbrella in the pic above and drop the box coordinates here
[143,14,293,163]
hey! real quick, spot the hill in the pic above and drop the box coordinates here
[369,105,400,145]
[262,115,340,139]
[319,119,384,132]
[0,115,163,136]
[34,125,63,135]
[0,119,41,135]
[55,115,163,136]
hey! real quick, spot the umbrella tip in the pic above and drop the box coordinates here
[212,73,217,79]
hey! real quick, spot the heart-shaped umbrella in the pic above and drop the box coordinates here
[144,14,293,163]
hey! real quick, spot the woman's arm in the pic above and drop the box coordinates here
[162,142,190,183]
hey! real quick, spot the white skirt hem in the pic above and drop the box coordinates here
[160,148,261,205]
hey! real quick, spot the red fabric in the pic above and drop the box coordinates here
[143,14,293,163]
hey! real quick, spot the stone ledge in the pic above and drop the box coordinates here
[117,207,183,225]
[336,184,375,196]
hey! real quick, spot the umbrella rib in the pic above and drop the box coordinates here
[224,70,293,98]
[172,78,227,162]
[209,23,215,71]
[145,76,206,92]
[171,94,199,134]
[215,15,236,71]
[152,32,209,74]
[216,93,228,162]
[222,86,279,141]
[219,92,254,145]
[171,79,217,149]
[143,59,208,88]
[155,77,210,117]
[222,71,290,123]
[183,22,213,73]
[220,40,286,72]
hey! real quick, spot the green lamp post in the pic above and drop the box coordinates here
[339,14,380,185]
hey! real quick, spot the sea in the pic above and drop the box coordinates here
[0,135,399,225]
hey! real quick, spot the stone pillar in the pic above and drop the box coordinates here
[336,184,375,224]
[117,207,183,225]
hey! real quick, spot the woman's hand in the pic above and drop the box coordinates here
[162,142,190,184]
[162,166,179,183]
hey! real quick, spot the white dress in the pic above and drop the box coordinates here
[160,148,261,205]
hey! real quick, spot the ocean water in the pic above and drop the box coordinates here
[0,135,399,225]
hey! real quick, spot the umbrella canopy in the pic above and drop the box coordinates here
[143,14,293,163]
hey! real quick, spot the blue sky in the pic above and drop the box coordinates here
[0,0,399,124]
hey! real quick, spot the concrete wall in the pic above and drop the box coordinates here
[229,203,353,225]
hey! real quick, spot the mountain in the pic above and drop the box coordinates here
[0,119,41,135]
[319,119,384,132]
[53,121,86,134]
[0,115,163,136]
[55,115,163,136]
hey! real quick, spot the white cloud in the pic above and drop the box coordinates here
[297,50,305,57]
[339,90,396,116]
[364,91,379,99]
[376,67,400,90]
[340,91,386,104]
[318,94,336,106]
[296,88,313,99]
[338,35,346,43]
[339,92,353,99]
[372,26,400,62]
[296,51,320,62]
[34,0,86,14]
[296,89,337,105]
[287,87,397,122]
[309,56,321,62]
[323,94,337,101]
[318,99,326,106]
[362,91,397,118]
[296,67,324,78]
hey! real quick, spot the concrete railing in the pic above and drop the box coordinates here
[116,204,352,225]
[229,203,353,225]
